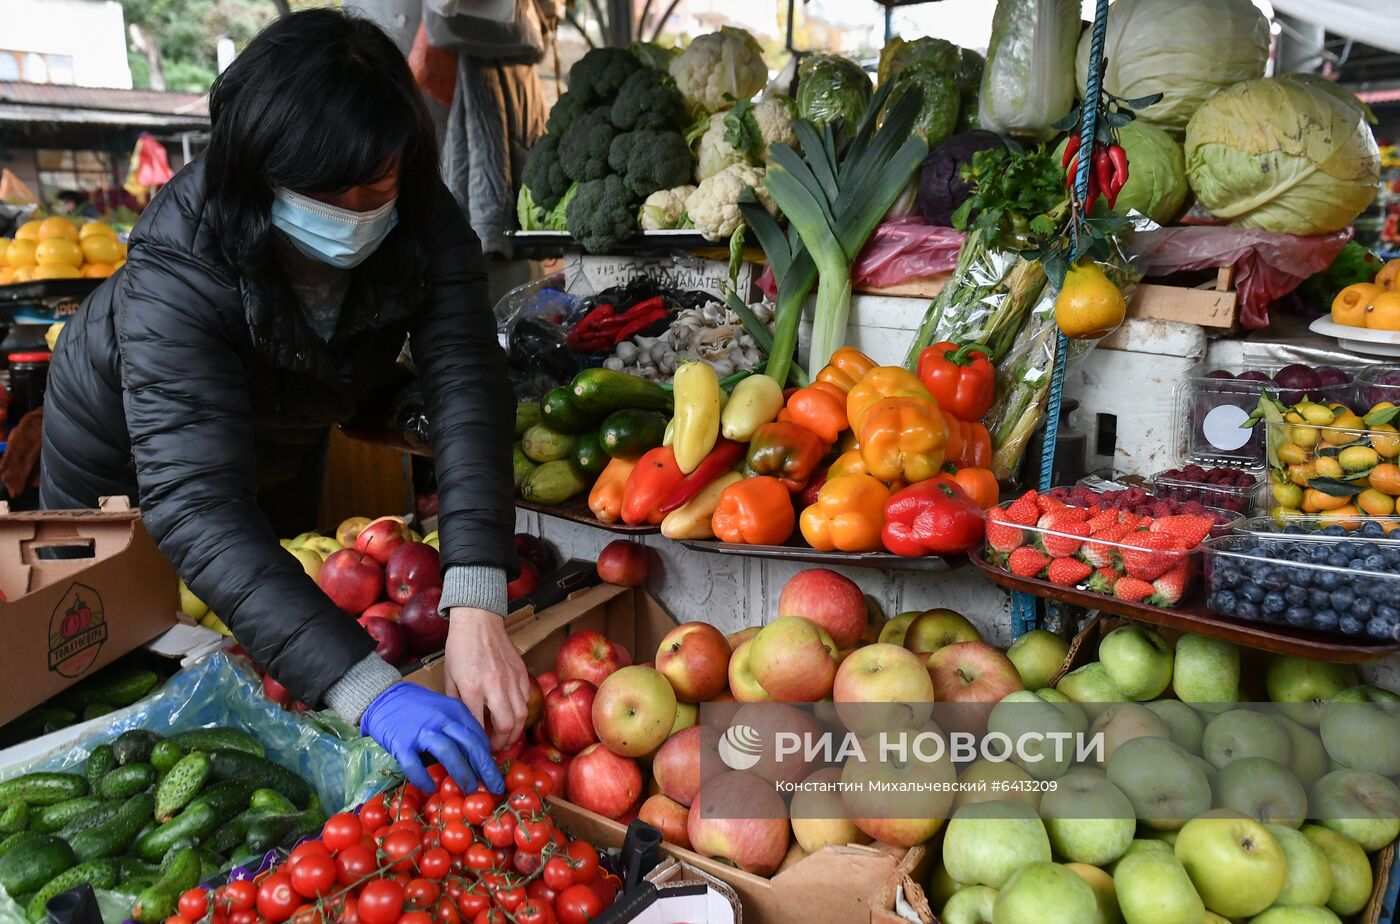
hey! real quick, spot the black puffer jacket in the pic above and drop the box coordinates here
[40,160,516,707]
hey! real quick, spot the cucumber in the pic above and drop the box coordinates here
[520,460,591,506]
[512,444,537,489]
[249,788,297,814]
[98,763,155,800]
[598,409,668,458]
[0,708,78,746]
[133,804,215,863]
[168,728,264,758]
[188,779,256,821]
[0,802,28,834]
[0,832,38,859]
[541,387,601,434]
[69,793,154,861]
[245,801,325,854]
[514,401,543,437]
[570,368,673,414]
[572,432,608,476]
[193,847,222,882]
[85,746,117,792]
[111,730,161,766]
[31,797,102,834]
[113,875,157,897]
[58,802,121,840]
[58,668,160,711]
[25,859,119,921]
[119,858,159,880]
[207,750,309,808]
[0,834,75,896]
[149,741,183,776]
[132,848,199,924]
[521,424,578,463]
[0,773,87,807]
[82,704,114,722]
[155,753,210,822]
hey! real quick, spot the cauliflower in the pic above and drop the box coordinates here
[686,163,774,241]
[695,113,746,181]
[640,185,696,231]
[698,97,797,181]
[749,96,797,159]
[669,27,768,114]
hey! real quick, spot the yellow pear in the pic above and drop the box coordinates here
[177,580,208,620]
[1055,261,1126,340]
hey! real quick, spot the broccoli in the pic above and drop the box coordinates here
[607,129,692,199]
[520,134,571,210]
[610,69,687,132]
[558,109,617,183]
[567,48,642,105]
[546,90,590,137]
[518,182,578,232]
[566,175,637,254]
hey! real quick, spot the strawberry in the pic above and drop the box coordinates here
[1120,532,1188,581]
[1086,509,1120,533]
[1006,491,1041,526]
[1112,577,1155,603]
[1148,515,1214,549]
[1088,566,1120,594]
[985,507,1025,553]
[1080,524,1128,568]
[1036,510,1090,557]
[1116,510,1144,529]
[1148,561,1191,607]
[1035,493,1067,515]
[1008,546,1050,577]
[1046,557,1092,586]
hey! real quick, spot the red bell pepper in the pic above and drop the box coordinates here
[621,446,684,525]
[658,439,745,514]
[915,342,996,422]
[881,480,985,557]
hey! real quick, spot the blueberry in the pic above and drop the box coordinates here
[1262,570,1289,592]
[1310,546,1334,564]
[1215,566,1239,588]
[1365,554,1388,572]
[1286,585,1311,606]
[1322,525,1347,536]
[1331,588,1357,609]
[1362,521,1385,538]
[1316,570,1342,590]
[1263,592,1287,614]
[1370,582,1394,603]
[1240,582,1265,603]
[1236,601,1260,621]
[1340,614,1365,636]
[1311,588,1334,608]
[1313,610,1340,632]
[1208,592,1234,613]
[1338,541,1359,559]
[1378,605,1400,623]
[1354,597,1375,619]
[1367,616,1395,639]
[1285,607,1312,627]
[1350,559,1367,571]
[1327,553,1351,568]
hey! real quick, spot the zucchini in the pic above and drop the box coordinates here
[98,763,156,800]
[58,802,121,840]
[25,859,119,921]
[0,773,87,807]
[598,409,668,458]
[207,750,309,808]
[31,797,102,834]
[68,792,154,862]
[154,753,210,822]
[0,834,75,896]
[167,727,264,757]
[572,432,608,476]
[512,444,537,489]
[514,401,543,437]
[132,848,199,924]
[149,741,183,776]
[58,668,160,711]
[571,368,673,414]
[541,387,601,434]
[520,460,591,506]
[84,746,117,792]
[0,802,28,834]
[249,788,297,814]
[111,730,161,766]
[520,424,578,463]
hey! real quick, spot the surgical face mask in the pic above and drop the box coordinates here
[270,187,399,269]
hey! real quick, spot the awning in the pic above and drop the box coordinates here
[1269,0,1400,55]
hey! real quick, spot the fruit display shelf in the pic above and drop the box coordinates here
[674,538,956,572]
[0,277,102,307]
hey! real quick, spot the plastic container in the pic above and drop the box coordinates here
[1231,515,1400,538]
[1044,483,1240,534]
[1150,465,1264,515]
[1264,417,1400,521]
[1202,533,1400,641]
[1357,365,1400,409]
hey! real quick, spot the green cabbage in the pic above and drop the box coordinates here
[517,183,577,232]
[796,55,872,138]
[878,37,959,86]
[979,0,1079,140]
[1075,0,1269,135]
[897,69,960,147]
[1185,77,1380,236]
[1054,121,1187,224]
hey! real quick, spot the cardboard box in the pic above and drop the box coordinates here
[0,497,178,725]
[596,858,743,924]
[408,583,932,924]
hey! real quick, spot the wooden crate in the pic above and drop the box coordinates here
[1129,266,1238,329]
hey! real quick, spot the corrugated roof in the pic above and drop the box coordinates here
[0,81,208,118]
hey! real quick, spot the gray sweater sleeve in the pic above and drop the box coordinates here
[323,653,403,726]
[440,564,507,617]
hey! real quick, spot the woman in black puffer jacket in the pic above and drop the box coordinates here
[41,10,526,794]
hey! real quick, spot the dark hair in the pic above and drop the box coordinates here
[204,9,437,282]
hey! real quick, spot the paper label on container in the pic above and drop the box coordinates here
[1202,404,1253,451]
[565,253,750,301]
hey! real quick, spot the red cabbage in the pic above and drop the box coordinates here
[916,130,1005,227]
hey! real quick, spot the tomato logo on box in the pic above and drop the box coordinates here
[48,582,107,676]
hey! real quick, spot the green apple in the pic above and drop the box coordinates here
[1171,633,1240,705]
[1144,700,1204,753]
[1175,809,1286,917]
[1036,688,1071,703]
[1112,848,1204,924]
[1098,626,1173,701]
[986,690,1087,780]
[877,611,919,647]
[1202,913,1231,924]
[941,885,997,924]
[1309,768,1400,851]
[1249,908,1343,924]
[301,536,344,557]
[288,530,320,548]
[1107,737,1211,831]
[1319,688,1400,775]
[1066,863,1122,924]
[1040,767,1135,865]
[177,579,208,620]
[1202,710,1291,769]
[1057,663,1125,720]
[287,545,323,582]
[954,759,1042,813]
[1191,754,1218,792]
[993,862,1097,924]
[928,859,965,910]
[1301,824,1373,917]
[902,608,981,656]
[1277,716,1329,790]
[942,800,1052,888]
[1214,757,1307,828]
[1006,630,1070,691]
[1090,704,1170,766]
[1265,823,1333,908]
[1265,658,1357,727]
[1121,838,1174,860]
[422,530,439,550]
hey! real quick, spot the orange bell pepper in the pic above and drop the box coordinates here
[939,465,999,510]
[799,474,891,552]
[588,457,636,524]
[815,347,877,393]
[711,476,795,545]
[857,396,948,484]
[778,381,848,443]
[827,449,907,492]
[944,416,993,470]
[847,367,935,435]
[621,446,684,525]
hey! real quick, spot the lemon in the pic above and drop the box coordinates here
[1296,402,1336,426]
[79,221,115,240]
[13,220,40,242]
[1055,262,1126,340]
[82,263,114,279]
[5,239,36,268]
[0,239,8,265]
[1339,445,1380,472]
[80,235,121,265]
[32,264,81,280]
[1271,482,1303,508]
[37,216,79,242]
[35,238,83,268]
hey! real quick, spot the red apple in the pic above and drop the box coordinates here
[544,679,598,754]
[731,702,825,787]
[508,561,539,602]
[400,587,448,654]
[354,516,411,567]
[362,600,402,623]
[335,516,373,549]
[320,549,384,615]
[567,743,643,820]
[748,617,838,702]
[537,672,559,695]
[525,676,545,727]
[521,744,571,800]
[925,641,1024,735]
[385,542,442,604]
[639,794,691,849]
[832,643,936,733]
[515,533,557,577]
[652,725,719,807]
[359,615,408,665]
[555,630,630,687]
[592,666,678,757]
[727,639,769,703]
[655,622,731,703]
[686,771,790,875]
[262,672,292,707]
[596,540,649,587]
[777,569,868,649]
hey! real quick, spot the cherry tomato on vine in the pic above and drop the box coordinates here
[432,899,461,924]
[288,905,324,924]
[464,843,495,872]
[493,886,526,913]
[481,815,515,848]
[470,910,507,924]
[439,775,465,799]
[516,902,555,924]
[177,889,208,920]
[526,880,557,907]
[461,792,496,826]
[404,878,442,909]
[507,789,542,816]
[554,885,603,924]
[440,820,472,855]
[382,829,422,874]
[587,877,618,909]
[504,763,535,792]
[419,847,452,881]
[289,851,337,899]
[565,842,599,884]
[513,849,542,876]
[321,813,363,852]
[399,911,434,924]
[336,844,378,886]
[255,874,298,923]
[513,819,552,854]
[337,896,362,924]
[360,796,391,831]
[542,857,574,893]
[228,911,258,924]
[163,915,193,924]
[357,880,406,924]
[491,848,513,870]
[222,881,257,913]
[457,886,490,919]
[387,818,426,839]
[440,797,466,824]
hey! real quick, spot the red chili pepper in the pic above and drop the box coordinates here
[1092,147,1113,214]
[1106,144,1129,209]
[1064,152,1080,192]
[1061,133,1081,169]
[1085,187,1099,215]
[612,307,669,345]
[658,439,745,513]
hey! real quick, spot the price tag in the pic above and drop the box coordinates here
[564,252,750,301]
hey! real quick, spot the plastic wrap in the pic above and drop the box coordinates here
[978,0,1079,139]
[851,219,965,290]
[1130,225,1353,329]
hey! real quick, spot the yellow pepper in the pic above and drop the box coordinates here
[857,396,948,484]
[672,361,721,473]
[721,373,784,442]
[799,474,890,552]
[816,347,877,393]
[588,456,637,523]
[846,367,935,435]
[827,449,906,492]
[661,471,743,539]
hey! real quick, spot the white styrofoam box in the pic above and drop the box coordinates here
[796,294,930,368]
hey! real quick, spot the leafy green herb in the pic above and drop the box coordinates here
[950,146,1066,251]
[723,98,763,161]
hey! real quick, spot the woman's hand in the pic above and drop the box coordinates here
[444,606,530,750]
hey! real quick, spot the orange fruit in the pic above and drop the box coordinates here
[1332,283,1383,326]
[0,239,8,265]
[1377,257,1400,290]
[31,264,80,280]
[80,235,121,265]
[79,221,116,240]
[1288,462,1317,487]
[1357,488,1396,516]
[1364,292,1400,331]
[81,262,114,278]
[1371,424,1400,459]
[1318,504,1362,529]
[37,216,79,242]
[10,266,32,283]
[0,267,14,285]
[1303,488,1351,512]
[34,238,83,268]
[1369,463,1400,495]
[5,239,36,268]
[13,220,40,242]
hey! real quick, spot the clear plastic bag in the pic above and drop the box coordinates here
[979,0,1079,139]
[851,219,964,290]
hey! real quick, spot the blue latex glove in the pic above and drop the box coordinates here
[360,682,504,795]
